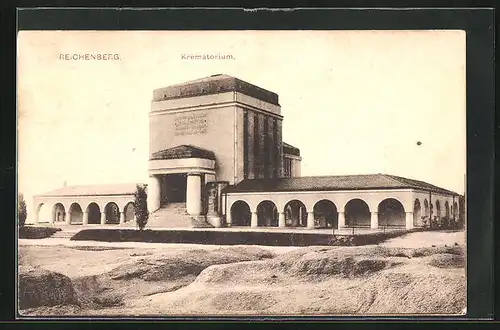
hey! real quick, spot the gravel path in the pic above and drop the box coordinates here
[18,237,299,254]
[380,230,465,248]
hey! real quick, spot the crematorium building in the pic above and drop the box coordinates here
[33,74,465,230]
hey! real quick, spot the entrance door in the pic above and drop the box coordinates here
[163,173,187,203]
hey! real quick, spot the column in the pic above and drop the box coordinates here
[278,211,286,228]
[307,211,315,229]
[370,212,379,229]
[338,211,346,228]
[83,212,89,225]
[406,212,414,230]
[120,212,125,225]
[65,212,71,225]
[100,211,106,225]
[186,173,202,216]
[251,211,258,228]
[147,175,161,213]
[226,210,232,227]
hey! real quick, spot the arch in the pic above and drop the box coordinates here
[453,201,458,219]
[345,199,370,227]
[52,203,66,223]
[283,199,307,227]
[230,200,251,226]
[104,202,120,224]
[313,200,338,229]
[413,199,422,227]
[86,202,101,224]
[37,203,51,223]
[435,200,441,218]
[423,199,430,218]
[256,200,278,227]
[69,203,83,224]
[445,201,450,218]
[124,202,135,223]
[378,198,405,227]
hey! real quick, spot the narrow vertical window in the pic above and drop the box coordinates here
[253,113,260,178]
[273,118,279,178]
[263,116,269,178]
[243,110,249,179]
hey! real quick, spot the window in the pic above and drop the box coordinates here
[284,157,292,177]
[273,119,280,178]
[243,110,249,179]
[263,116,270,178]
[253,113,260,178]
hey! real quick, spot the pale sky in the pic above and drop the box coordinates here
[17,30,466,220]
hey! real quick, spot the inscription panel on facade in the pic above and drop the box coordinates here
[174,112,208,136]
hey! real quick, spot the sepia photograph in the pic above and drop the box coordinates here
[17,29,466,317]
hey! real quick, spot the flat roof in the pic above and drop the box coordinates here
[223,173,461,196]
[153,74,280,106]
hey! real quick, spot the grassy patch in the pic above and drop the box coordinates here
[19,226,61,239]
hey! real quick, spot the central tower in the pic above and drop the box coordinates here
[147,74,284,218]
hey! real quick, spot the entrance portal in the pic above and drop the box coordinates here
[160,174,187,205]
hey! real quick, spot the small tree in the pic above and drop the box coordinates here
[133,184,149,230]
[18,193,27,228]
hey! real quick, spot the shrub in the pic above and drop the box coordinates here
[19,226,61,239]
[18,193,27,228]
[133,184,149,231]
[430,217,439,229]
[441,216,450,229]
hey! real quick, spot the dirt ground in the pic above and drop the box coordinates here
[18,231,466,316]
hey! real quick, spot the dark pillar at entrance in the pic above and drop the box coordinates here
[162,173,188,205]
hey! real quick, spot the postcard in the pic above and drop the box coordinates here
[17,29,466,317]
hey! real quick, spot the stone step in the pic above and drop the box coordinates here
[147,203,213,229]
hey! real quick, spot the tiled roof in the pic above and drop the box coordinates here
[152,74,280,106]
[150,145,216,161]
[282,142,300,157]
[36,183,144,197]
[223,173,460,196]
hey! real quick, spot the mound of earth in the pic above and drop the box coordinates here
[20,304,83,316]
[427,254,466,268]
[358,272,466,314]
[106,246,275,282]
[18,266,79,310]
[194,248,405,286]
[66,246,277,311]
[138,245,465,315]
[18,238,466,316]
